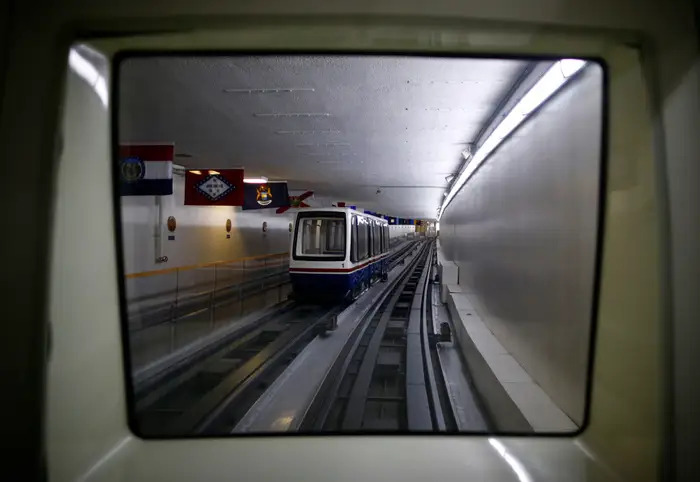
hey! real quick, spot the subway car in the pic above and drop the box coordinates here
[289,208,390,302]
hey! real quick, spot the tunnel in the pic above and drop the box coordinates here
[108,54,603,437]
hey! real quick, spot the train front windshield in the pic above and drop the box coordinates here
[298,217,346,258]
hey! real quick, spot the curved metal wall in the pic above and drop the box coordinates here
[440,65,603,424]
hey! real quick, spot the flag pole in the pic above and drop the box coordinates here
[154,195,165,263]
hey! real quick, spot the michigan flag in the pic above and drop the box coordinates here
[242,182,290,210]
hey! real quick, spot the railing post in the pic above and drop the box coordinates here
[209,291,215,326]
[262,256,267,292]
[171,268,179,353]
[277,254,283,303]
[241,258,246,316]
[211,263,217,327]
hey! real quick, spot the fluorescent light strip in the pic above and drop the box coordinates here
[254,112,330,118]
[224,87,315,94]
[296,142,350,147]
[244,176,268,184]
[275,130,341,135]
[437,59,586,220]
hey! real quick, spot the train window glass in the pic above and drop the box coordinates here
[351,214,358,263]
[367,219,373,258]
[357,217,369,261]
[375,222,379,255]
[298,218,346,257]
[374,222,379,255]
[379,223,383,253]
[115,54,603,437]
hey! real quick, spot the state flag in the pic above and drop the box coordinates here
[184,169,244,206]
[242,182,290,210]
[118,144,174,196]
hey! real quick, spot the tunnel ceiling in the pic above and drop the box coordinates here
[119,55,527,219]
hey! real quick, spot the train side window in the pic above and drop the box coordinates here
[367,219,374,258]
[374,222,380,255]
[372,221,376,256]
[359,216,364,261]
[351,215,358,263]
[357,217,368,261]
[382,225,389,253]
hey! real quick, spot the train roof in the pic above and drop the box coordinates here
[295,207,388,223]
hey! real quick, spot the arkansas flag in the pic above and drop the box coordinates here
[118,144,174,196]
[184,169,244,206]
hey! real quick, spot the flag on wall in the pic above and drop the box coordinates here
[184,169,244,206]
[276,190,313,214]
[118,144,174,196]
[243,182,290,210]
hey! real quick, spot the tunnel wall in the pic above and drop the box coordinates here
[120,174,295,276]
[389,225,416,238]
[439,65,603,425]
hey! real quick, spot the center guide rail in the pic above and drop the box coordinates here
[299,239,452,432]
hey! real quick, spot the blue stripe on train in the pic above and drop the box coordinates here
[290,258,388,301]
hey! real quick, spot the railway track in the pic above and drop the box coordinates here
[300,239,456,432]
[134,303,340,436]
[133,239,423,436]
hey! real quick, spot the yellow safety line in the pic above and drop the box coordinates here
[124,252,289,279]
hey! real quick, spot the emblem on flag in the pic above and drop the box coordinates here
[196,174,235,201]
[120,157,145,183]
[243,182,289,210]
[118,144,174,196]
[256,185,273,206]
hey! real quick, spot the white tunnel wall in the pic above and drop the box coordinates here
[439,65,603,425]
[120,174,295,275]
[389,224,416,238]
